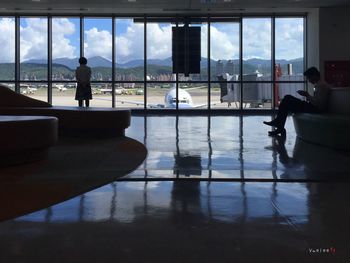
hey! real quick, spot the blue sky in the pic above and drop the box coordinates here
[0,17,304,63]
[64,18,80,57]
[116,18,132,35]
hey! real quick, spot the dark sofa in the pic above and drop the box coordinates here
[0,85,131,137]
[293,88,350,151]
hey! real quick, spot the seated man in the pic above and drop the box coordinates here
[263,67,331,136]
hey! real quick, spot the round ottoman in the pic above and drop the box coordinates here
[0,115,58,166]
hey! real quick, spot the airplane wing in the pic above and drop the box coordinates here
[97,97,221,109]
[116,99,165,108]
[183,86,207,91]
[116,99,145,106]
[193,102,221,108]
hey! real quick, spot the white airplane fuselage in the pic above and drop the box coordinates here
[164,88,194,108]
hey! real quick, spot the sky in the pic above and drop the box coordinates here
[0,17,304,64]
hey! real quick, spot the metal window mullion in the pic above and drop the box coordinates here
[176,16,179,111]
[239,15,243,111]
[15,16,20,93]
[304,16,308,92]
[112,17,116,108]
[207,15,211,112]
[272,16,276,109]
[144,15,147,111]
[48,16,52,104]
[80,16,84,58]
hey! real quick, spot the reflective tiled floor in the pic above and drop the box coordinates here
[126,115,350,180]
[0,115,350,262]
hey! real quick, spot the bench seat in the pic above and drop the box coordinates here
[0,85,130,137]
[293,88,350,151]
[0,106,131,137]
[293,113,350,151]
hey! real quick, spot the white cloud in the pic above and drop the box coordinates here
[275,19,304,60]
[116,23,207,63]
[19,18,77,61]
[115,22,144,63]
[84,28,112,60]
[146,24,172,59]
[0,17,304,64]
[242,18,304,60]
[243,19,272,60]
[115,22,175,63]
[116,22,175,62]
[20,18,48,61]
[204,24,240,60]
[0,18,15,63]
[52,18,76,59]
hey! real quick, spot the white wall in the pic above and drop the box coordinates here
[319,7,350,78]
[307,9,320,70]
[306,8,320,93]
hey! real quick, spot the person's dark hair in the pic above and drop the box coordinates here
[303,67,320,78]
[79,57,87,65]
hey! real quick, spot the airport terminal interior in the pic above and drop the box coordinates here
[1,0,350,262]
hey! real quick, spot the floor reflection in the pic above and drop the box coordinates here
[1,179,348,262]
[16,182,309,225]
[10,180,350,261]
[0,136,147,221]
[2,115,350,260]
[2,115,350,223]
[126,115,350,180]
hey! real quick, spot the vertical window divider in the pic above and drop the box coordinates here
[304,15,308,92]
[80,16,84,58]
[272,15,276,110]
[143,14,147,111]
[175,16,179,111]
[15,16,20,93]
[207,15,211,112]
[239,14,243,111]
[48,16,52,104]
[112,16,116,108]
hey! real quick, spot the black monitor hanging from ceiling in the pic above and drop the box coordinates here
[172,24,201,77]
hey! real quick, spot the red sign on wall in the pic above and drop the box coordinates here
[325,61,350,87]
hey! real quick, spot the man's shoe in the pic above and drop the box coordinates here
[268,128,286,137]
[263,120,279,127]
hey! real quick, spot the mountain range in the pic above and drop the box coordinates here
[0,56,303,80]
[23,56,173,69]
[23,56,303,71]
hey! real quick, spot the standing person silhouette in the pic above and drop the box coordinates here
[75,57,92,107]
[263,67,331,136]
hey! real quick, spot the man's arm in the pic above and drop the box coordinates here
[308,83,330,110]
[297,90,311,99]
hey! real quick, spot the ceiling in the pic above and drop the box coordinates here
[0,0,349,14]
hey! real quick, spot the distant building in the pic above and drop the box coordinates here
[225,60,234,75]
[216,60,224,76]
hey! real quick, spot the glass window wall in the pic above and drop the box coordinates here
[0,15,306,110]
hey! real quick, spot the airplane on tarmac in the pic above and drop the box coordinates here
[53,84,67,92]
[100,87,131,95]
[115,85,211,109]
[115,75,214,108]
[20,84,37,94]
